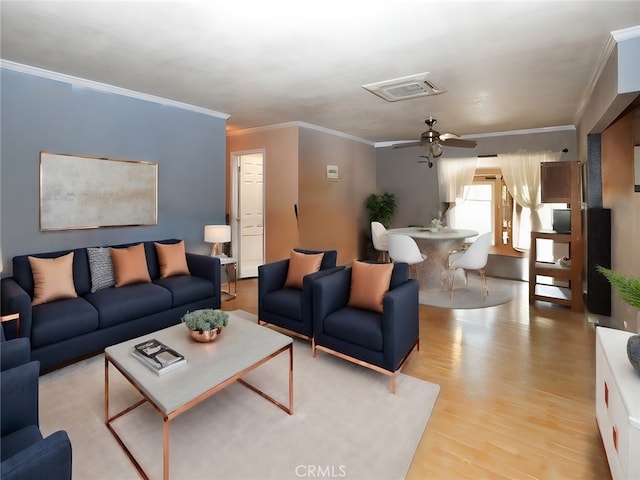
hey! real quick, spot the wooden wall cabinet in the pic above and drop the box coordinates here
[540,161,572,203]
[529,161,584,312]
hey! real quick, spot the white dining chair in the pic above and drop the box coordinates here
[371,221,390,262]
[447,232,492,299]
[387,234,427,279]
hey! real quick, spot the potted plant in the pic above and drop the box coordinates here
[366,192,397,228]
[181,309,229,343]
[597,266,640,373]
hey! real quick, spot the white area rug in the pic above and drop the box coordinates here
[419,273,517,309]
[38,338,439,480]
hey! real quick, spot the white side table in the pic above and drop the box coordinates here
[217,256,238,300]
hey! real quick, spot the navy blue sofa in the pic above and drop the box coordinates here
[0,239,221,372]
[1,338,72,480]
[258,249,341,338]
[312,262,419,393]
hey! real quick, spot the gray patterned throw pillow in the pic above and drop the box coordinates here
[87,247,115,293]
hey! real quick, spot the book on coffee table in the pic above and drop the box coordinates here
[132,338,186,375]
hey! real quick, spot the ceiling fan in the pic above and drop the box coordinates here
[392,117,477,168]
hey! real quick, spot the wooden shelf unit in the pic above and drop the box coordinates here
[529,161,584,312]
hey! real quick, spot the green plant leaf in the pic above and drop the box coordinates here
[181,309,229,331]
[596,266,640,310]
[365,192,397,228]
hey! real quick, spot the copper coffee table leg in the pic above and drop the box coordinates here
[104,356,110,423]
[163,418,170,480]
[289,344,294,413]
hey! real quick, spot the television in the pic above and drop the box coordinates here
[552,209,571,233]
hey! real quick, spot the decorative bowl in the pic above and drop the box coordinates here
[188,327,222,343]
[628,334,640,375]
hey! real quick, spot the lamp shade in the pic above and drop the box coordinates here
[204,225,231,244]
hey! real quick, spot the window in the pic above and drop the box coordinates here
[453,183,493,241]
[447,170,502,246]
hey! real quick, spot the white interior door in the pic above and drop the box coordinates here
[231,151,264,278]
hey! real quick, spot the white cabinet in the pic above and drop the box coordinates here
[595,327,640,480]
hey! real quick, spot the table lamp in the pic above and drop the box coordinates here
[204,225,231,257]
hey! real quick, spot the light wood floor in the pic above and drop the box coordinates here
[221,277,610,480]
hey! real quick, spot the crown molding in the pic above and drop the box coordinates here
[227,121,375,146]
[0,60,231,120]
[574,33,618,124]
[463,124,575,139]
[611,25,640,42]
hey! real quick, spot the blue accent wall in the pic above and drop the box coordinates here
[0,68,227,275]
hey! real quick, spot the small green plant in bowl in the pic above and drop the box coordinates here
[181,309,229,342]
[597,266,640,374]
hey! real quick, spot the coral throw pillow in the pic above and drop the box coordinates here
[110,243,152,287]
[347,260,393,313]
[155,241,190,278]
[284,250,324,289]
[29,252,78,306]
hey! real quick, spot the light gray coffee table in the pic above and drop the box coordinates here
[104,310,293,480]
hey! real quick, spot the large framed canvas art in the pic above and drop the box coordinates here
[40,152,158,231]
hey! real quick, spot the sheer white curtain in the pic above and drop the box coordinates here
[437,157,477,226]
[498,149,562,250]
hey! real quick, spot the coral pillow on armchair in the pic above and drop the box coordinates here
[284,250,324,289]
[347,260,393,313]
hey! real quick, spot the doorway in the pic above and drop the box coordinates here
[230,150,265,278]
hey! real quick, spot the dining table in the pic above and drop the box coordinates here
[387,227,479,291]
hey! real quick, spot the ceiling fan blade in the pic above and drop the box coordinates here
[441,138,477,148]
[439,132,460,141]
[391,141,421,149]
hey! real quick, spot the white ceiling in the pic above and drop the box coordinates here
[1,1,640,145]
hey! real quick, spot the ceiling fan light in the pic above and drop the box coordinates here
[431,142,443,158]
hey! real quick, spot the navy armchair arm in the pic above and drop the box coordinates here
[0,361,72,480]
[381,279,420,371]
[312,267,352,331]
[1,430,72,480]
[1,278,32,340]
[1,361,39,436]
[1,338,31,371]
[258,259,290,297]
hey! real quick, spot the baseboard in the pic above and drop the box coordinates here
[486,254,528,282]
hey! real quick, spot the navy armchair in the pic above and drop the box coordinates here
[312,262,420,393]
[1,339,72,480]
[258,249,341,339]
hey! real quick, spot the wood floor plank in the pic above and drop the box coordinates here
[223,277,611,479]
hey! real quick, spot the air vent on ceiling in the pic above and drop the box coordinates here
[362,73,446,102]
